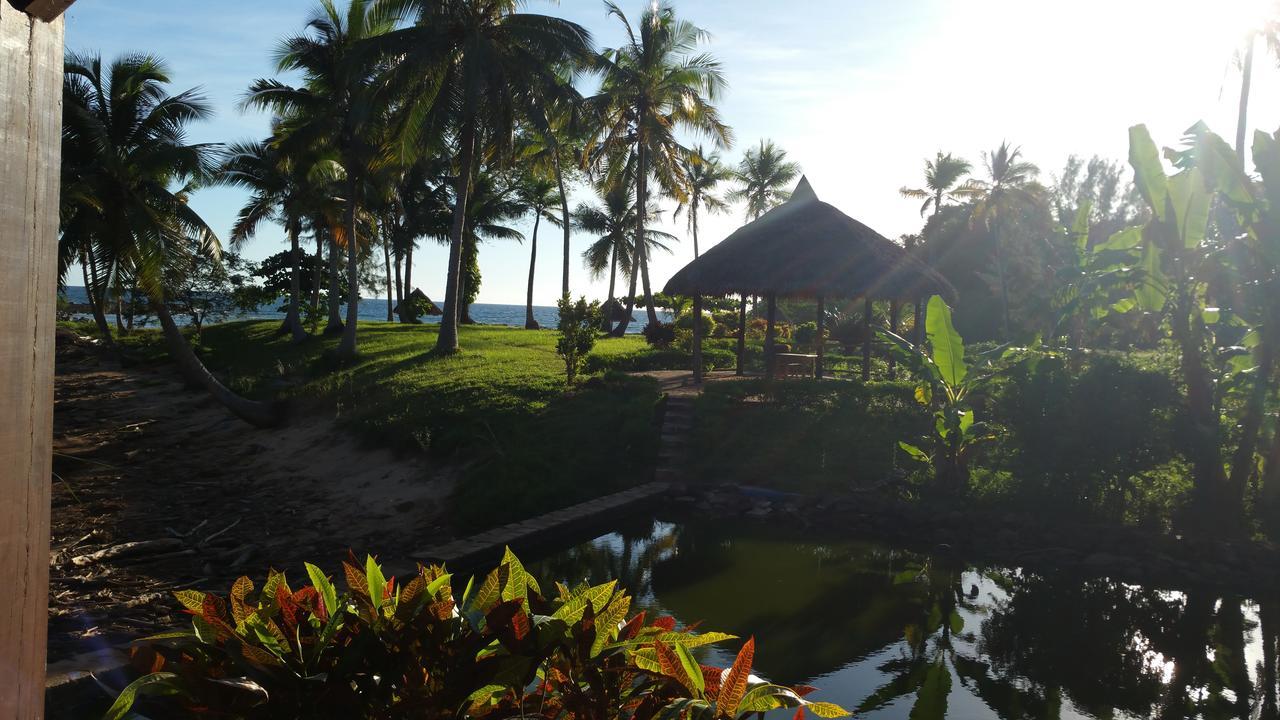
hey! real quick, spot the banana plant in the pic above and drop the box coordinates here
[881,295,999,495]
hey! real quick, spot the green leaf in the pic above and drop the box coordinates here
[1167,168,1211,249]
[949,610,964,635]
[914,384,932,406]
[1135,242,1166,312]
[305,563,338,617]
[673,642,705,696]
[104,672,183,720]
[552,580,616,622]
[1071,201,1092,254]
[1094,227,1142,253]
[958,410,974,435]
[806,701,852,718]
[1202,307,1221,324]
[899,442,930,464]
[365,555,386,611]
[1129,125,1169,222]
[925,296,966,388]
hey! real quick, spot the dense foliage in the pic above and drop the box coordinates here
[107,550,848,720]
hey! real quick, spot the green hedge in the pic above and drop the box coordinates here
[690,379,929,492]
[584,346,736,374]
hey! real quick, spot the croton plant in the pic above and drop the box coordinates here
[106,549,850,720]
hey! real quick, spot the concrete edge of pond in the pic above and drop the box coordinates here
[392,481,673,578]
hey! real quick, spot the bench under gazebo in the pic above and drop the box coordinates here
[662,177,952,383]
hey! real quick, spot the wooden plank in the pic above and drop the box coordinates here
[0,3,63,717]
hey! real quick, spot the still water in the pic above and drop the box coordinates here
[529,520,1279,720]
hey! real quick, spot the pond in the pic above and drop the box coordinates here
[528,518,1280,720]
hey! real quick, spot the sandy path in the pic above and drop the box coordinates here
[47,334,454,661]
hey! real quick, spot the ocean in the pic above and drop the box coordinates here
[61,287,669,333]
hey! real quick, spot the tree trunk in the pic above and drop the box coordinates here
[526,211,541,329]
[337,177,361,361]
[888,300,900,379]
[286,221,307,343]
[615,249,640,338]
[154,300,280,427]
[692,202,700,258]
[636,145,659,328]
[400,242,415,323]
[114,295,124,335]
[816,296,825,380]
[556,146,571,299]
[310,230,323,329]
[1227,336,1274,505]
[1237,37,1256,165]
[602,243,618,333]
[325,230,344,336]
[435,115,476,354]
[616,138,648,336]
[383,232,393,322]
[692,293,703,384]
[393,244,403,322]
[863,297,873,381]
[459,237,478,325]
[81,247,114,345]
[994,216,1011,341]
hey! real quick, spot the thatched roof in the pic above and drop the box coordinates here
[663,177,953,301]
[600,298,634,322]
[394,288,442,315]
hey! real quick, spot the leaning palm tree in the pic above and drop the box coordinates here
[244,0,396,362]
[965,141,1041,340]
[61,52,278,427]
[376,0,593,354]
[674,145,732,258]
[728,139,799,221]
[576,180,675,331]
[899,151,974,218]
[589,1,733,335]
[444,171,528,324]
[515,173,562,329]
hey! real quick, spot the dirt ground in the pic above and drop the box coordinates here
[47,333,455,662]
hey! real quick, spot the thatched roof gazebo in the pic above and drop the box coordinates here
[662,177,952,382]
[394,288,442,318]
[600,297,634,324]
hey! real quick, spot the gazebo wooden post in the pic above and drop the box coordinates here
[862,296,873,381]
[764,294,778,382]
[3,1,72,715]
[815,296,825,380]
[692,293,704,385]
[888,300,900,379]
[736,292,747,376]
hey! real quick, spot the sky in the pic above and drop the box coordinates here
[64,0,1280,306]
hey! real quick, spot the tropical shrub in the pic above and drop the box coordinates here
[673,309,716,338]
[106,550,849,720]
[990,355,1180,520]
[584,346,735,374]
[556,296,602,385]
[642,321,676,348]
[691,379,928,492]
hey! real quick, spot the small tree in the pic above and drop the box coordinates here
[557,296,602,385]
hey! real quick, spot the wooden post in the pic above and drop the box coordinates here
[764,294,778,382]
[888,300,900,379]
[692,294,704,385]
[736,292,747,376]
[2,2,70,716]
[862,296,873,381]
[815,296,825,380]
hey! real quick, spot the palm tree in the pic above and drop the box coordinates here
[449,171,528,324]
[576,180,675,331]
[377,0,592,354]
[61,52,278,427]
[221,137,337,343]
[674,145,732,258]
[899,152,974,218]
[728,139,799,221]
[965,141,1041,340]
[245,0,396,362]
[516,173,562,329]
[589,1,732,335]
[1234,18,1280,163]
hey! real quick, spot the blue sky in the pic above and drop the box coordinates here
[64,0,1280,305]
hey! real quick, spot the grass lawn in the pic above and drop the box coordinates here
[95,320,663,531]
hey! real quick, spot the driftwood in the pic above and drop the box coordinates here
[71,538,185,567]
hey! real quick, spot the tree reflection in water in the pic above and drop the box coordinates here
[527,520,1280,719]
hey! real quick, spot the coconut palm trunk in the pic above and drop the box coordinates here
[80,248,114,345]
[326,232,344,335]
[603,244,618,332]
[154,300,279,427]
[337,177,361,360]
[526,211,541,329]
[383,234,394,322]
[556,147,571,298]
[1238,38,1256,164]
[285,222,307,343]
[400,243,414,323]
[435,116,477,354]
[310,231,323,328]
[692,201,700,258]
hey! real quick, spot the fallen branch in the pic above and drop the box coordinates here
[71,539,185,567]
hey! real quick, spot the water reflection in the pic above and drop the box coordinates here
[527,520,1280,720]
